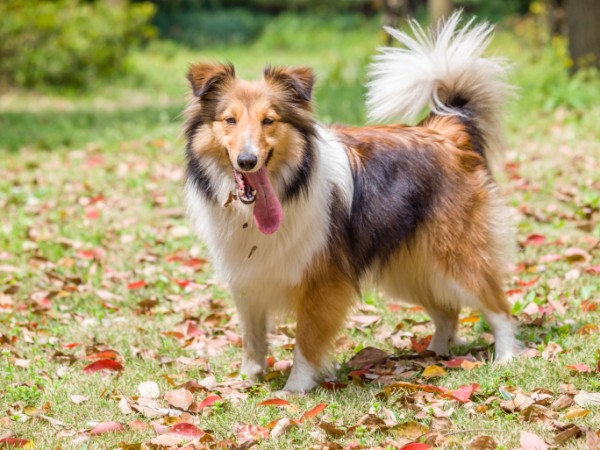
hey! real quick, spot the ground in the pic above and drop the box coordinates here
[0,14,599,450]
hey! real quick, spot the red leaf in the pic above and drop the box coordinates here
[506,288,523,296]
[523,234,546,246]
[517,276,540,287]
[170,422,204,438]
[76,250,96,260]
[197,394,222,410]
[186,321,204,337]
[174,279,190,287]
[410,336,432,353]
[441,357,473,368]
[258,398,292,407]
[399,444,432,450]
[83,359,124,374]
[587,265,600,275]
[581,300,598,312]
[300,403,327,422]
[0,438,31,448]
[127,280,147,290]
[86,208,100,220]
[61,342,82,349]
[90,421,125,435]
[565,363,591,373]
[83,350,120,360]
[266,356,275,367]
[445,383,478,402]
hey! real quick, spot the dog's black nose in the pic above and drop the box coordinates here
[237,153,258,171]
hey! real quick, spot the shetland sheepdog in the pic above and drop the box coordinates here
[183,13,519,393]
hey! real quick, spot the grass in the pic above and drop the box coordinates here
[1,12,600,449]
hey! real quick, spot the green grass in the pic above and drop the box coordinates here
[1,12,599,450]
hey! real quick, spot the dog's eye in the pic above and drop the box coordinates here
[224,117,236,125]
[262,117,274,125]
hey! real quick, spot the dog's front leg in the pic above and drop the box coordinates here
[235,297,268,382]
[281,272,355,394]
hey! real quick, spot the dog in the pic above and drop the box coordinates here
[183,12,519,393]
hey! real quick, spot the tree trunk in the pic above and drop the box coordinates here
[428,0,453,24]
[566,0,600,71]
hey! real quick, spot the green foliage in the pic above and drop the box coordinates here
[153,8,269,47]
[6,384,42,406]
[0,0,156,88]
[454,0,534,20]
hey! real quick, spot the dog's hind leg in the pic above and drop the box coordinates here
[235,297,268,381]
[426,305,462,356]
[281,269,356,394]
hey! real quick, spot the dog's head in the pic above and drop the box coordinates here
[185,62,316,234]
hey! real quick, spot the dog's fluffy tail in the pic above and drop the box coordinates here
[366,11,511,159]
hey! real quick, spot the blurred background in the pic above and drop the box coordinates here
[0,0,599,151]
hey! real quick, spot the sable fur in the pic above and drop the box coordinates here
[183,12,518,393]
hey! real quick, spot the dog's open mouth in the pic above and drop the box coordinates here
[233,170,257,204]
[232,167,283,235]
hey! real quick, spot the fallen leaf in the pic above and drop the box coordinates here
[564,407,590,419]
[421,365,447,379]
[574,392,600,408]
[446,384,479,403]
[300,403,327,422]
[89,421,125,435]
[69,395,88,404]
[83,359,123,374]
[542,342,563,361]
[137,381,160,399]
[0,438,31,448]
[127,280,147,290]
[399,444,431,450]
[235,424,269,445]
[164,388,193,410]
[346,346,388,369]
[394,421,429,438]
[128,420,148,431]
[170,422,204,438]
[196,394,222,411]
[520,431,549,450]
[565,363,591,373]
[257,398,292,407]
[523,234,546,246]
[270,418,293,438]
[468,435,497,449]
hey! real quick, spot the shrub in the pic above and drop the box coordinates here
[0,0,156,88]
[152,8,268,47]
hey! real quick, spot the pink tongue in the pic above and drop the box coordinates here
[245,168,282,234]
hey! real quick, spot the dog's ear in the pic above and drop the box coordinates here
[187,62,235,99]
[264,65,315,102]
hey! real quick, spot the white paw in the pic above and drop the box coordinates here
[241,360,265,381]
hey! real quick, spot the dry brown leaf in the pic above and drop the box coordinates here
[542,342,563,361]
[574,392,600,408]
[164,388,193,410]
[346,346,388,369]
[468,435,497,450]
[554,424,583,445]
[137,381,160,399]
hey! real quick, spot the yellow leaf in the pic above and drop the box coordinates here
[393,420,429,438]
[422,365,447,379]
[461,360,484,371]
[565,407,590,420]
